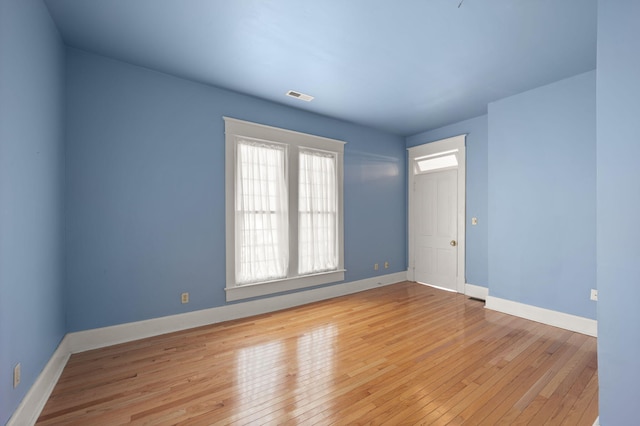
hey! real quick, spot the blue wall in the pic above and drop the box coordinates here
[0,0,66,423]
[488,71,596,320]
[596,1,640,424]
[406,115,489,288]
[65,49,406,332]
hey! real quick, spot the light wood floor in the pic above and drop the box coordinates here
[37,282,598,425]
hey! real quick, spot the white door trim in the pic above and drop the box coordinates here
[408,135,466,293]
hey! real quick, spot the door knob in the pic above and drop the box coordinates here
[450,240,457,247]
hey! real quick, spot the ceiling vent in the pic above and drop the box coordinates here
[286,90,314,102]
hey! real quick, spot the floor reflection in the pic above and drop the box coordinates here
[231,324,338,422]
[237,340,284,401]
[295,324,338,412]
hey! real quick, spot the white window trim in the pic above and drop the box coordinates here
[224,117,345,301]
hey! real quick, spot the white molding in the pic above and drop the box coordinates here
[7,336,71,426]
[225,270,346,301]
[407,135,466,157]
[485,296,597,337]
[223,116,346,147]
[593,416,599,426]
[69,271,407,354]
[465,283,488,300]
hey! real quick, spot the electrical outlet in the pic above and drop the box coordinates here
[181,292,189,304]
[13,363,20,388]
[384,261,389,269]
[471,217,478,225]
[590,289,598,301]
[374,263,379,271]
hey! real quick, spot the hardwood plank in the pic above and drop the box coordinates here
[37,282,598,425]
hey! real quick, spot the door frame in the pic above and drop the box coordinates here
[407,135,466,293]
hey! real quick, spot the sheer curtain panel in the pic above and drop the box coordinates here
[298,150,338,275]
[235,140,289,284]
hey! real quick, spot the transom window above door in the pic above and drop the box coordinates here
[414,149,460,174]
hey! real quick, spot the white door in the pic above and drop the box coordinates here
[413,169,458,291]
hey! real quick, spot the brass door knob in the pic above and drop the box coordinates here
[450,240,457,247]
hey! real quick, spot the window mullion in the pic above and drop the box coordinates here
[288,146,299,278]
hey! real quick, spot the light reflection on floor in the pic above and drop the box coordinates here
[296,324,338,403]
[237,340,284,401]
[235,324,338,418]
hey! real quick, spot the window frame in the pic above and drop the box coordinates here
[224,117,345,301]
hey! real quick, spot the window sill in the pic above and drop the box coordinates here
[225,270,346,302]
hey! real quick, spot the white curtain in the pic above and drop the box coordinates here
[298,151,338,275]
[235,140,289,284]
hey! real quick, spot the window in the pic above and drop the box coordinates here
[298,150,338,275]
[225,117,345,301]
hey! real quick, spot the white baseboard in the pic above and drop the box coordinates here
[465,283,488,300]
[68,271,407,353]
[593,416,599,426]
[485,296,597,337]
[7,335,71,426]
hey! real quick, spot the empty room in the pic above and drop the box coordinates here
[1,0,638,424]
